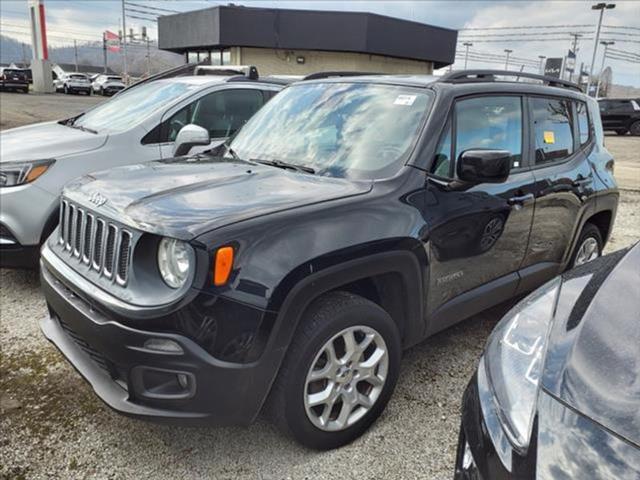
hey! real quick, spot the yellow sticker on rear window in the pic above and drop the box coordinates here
[543,131,555,144]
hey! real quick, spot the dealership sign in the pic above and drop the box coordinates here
[544,57,564,78]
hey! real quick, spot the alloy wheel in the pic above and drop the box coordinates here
[574,237,600,266]
[304,325,389,432]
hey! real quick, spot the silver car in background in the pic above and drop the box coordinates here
[0,73,288,267]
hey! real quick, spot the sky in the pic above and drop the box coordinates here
[0,0,639,86]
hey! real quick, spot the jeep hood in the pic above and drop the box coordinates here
[63,157,372,240]
[0,121,107,162]
[543,244,640,447]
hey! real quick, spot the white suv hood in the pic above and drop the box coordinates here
[0,121,107,162]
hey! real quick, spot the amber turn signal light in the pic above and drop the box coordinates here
[214,246,234,286]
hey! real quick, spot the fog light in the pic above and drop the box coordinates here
[144,338,183,354]
[177,373,189,389]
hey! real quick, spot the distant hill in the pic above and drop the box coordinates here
[0,34,183,76]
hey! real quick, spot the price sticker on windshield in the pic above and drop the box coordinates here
[543,131,555,144]
[394,95,417,106]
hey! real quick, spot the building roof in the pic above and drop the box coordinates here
[158,5,457,69]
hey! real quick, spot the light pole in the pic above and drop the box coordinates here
[463,42,473,69]
[595,40,614,98]
[121,0,128,84]
[586,3,615,95]
[504,49,513,70]
[538,55,546,75]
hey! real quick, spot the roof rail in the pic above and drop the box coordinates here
[302,71,382,81]
[194,65,258,80]
[226,75,296,86]
[439,70,582,92]
[120,62,202,93]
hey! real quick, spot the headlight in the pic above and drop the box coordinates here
[484,277,561,450]
[0,159,55,187]
[157,237,192,289]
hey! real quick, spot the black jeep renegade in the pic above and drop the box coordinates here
[40,71,618,450]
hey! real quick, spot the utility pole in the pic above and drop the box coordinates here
[587,3,615,96]
[463,42,473,70]
[146,38,151,77]
[73,39,78,72]
[595,41,614,98]
[504,49,513,70]
[21,42,27,66]
[538,55,546,75]
[121,0,128,83]
[102,32,108,73]
[567,32,583,81]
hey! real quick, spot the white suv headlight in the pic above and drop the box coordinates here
[0,159,55,187]
[484,277,561,449]
[157,237,193,289]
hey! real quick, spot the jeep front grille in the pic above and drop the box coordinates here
[59,200,133,285]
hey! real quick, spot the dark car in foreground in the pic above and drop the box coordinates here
[39,70,618,450]
[598,98,640,136]
[0,67,29,93]
[455,243,640,479]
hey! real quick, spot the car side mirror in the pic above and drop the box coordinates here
[173,124,210,157]
[457,149,511,184]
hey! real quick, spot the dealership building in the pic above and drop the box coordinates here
[158,5,457,75]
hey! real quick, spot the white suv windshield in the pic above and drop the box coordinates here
[230,82,433,179]
[74,81,197,133]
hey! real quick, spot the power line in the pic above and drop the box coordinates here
[460,24,595,31]
[124,2,180,14]
[608,47,640,58]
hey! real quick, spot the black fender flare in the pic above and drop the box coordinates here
[247,246,427,421]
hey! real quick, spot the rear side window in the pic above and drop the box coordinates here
[576,101,590,146]
[531,97,574,166]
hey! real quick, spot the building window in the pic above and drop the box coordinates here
[186,49,231,65]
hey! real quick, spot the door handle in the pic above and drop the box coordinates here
[507,193,534,206]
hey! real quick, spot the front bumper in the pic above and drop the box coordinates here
[0,241,39,268]
[454,361,537,480]
[66,85,91,93]
[39,253,280,426]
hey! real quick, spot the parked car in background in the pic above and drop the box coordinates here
[92,74,126,96]
[59,73,93,95]
[455,243,640,479]
[37,70,618,450]
[0,67,29,93]
[0,70,289,268]
[598,97,640,135]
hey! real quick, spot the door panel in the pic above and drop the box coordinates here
[523,96,594,269]
[422,95,536,314]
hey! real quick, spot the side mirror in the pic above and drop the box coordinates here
[173,124,210,157]
[457,149,511,184]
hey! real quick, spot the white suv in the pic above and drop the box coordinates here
[92,74,126,96]
[59,73,92,95]
[0,74,288,267]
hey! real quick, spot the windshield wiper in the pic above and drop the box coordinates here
[252,158,315,174]
[66,123,98,134]
[226,146,240,160]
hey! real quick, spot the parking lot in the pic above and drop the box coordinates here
[0,91,638,479]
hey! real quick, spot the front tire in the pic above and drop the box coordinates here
[268,291,401,450]
[568,222,603,269]
[615,129,627,136]
[63,85,69,94]
[630,121,640,136]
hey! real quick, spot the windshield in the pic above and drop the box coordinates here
[73,81,198,133]
[70,74,87,80]
[229,82,433,179]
